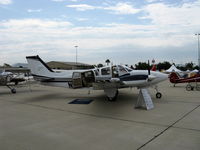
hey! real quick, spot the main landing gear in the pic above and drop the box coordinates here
[107,90,118,101]
[104,86,163,102]
[104,88,118,101]
[186,83,200,91]
[7,85,16,94]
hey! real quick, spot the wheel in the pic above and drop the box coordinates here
[186,84,192,91]
[107,96,117,101]
[11,88,16,94]
[107,90,118,101]
[196,85,200,91]
[156,92,162,99]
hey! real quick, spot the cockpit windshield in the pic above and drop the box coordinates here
[94,65,133,77]
[123,65,133,72]
[118,65,133,73]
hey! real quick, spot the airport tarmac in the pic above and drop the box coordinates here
[0,81,200,150]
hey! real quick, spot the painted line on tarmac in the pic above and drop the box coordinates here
[137,104,200,150]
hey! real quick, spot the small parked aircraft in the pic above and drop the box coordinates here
[26,55,168,109]
[0,70,25,93]
[169,72,200,91]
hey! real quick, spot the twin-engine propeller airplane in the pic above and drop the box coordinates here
[26,55,168,109]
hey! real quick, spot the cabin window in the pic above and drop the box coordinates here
[101,67,111,75]
[73,72,81,78]
[85,71,93,77]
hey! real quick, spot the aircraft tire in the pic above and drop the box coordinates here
[107,96,117,101]
[156,92,162,99]
[11,88,16,94]
[107,90,118,101]
[196,85,200,91]
[186,85,192,91]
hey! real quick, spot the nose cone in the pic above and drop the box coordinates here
[151,71,168,84]
[158,72,168,82]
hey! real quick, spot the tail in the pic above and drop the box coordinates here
[26,55,54,77]
[169,72,180,83]
[151,64,156,71]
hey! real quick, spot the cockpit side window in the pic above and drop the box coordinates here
[101,67,111,75]
[73,72,81,78]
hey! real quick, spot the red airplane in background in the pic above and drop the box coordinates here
[169,72,200,91]
[151,64,156,71]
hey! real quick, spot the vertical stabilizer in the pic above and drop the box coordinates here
[26,55,54,76]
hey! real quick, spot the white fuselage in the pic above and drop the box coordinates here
[123,70,168,88]
[26,55,168,106]
[26,56,168,89]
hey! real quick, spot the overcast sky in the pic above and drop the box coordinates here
[0,0,200,65]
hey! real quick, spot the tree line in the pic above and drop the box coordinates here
[97,59,199,71]
[134,61,199,71]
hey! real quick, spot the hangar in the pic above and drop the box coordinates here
[46,61,94,70]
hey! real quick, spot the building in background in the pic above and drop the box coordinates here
[47,61,94,70]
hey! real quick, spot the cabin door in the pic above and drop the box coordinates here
[72,72,83,88]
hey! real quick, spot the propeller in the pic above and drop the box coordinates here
[148,60,150,75]
[147,60,156,81]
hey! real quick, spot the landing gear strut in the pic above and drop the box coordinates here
[154,85,162,99]
[104,88,118,101]
[107,90,118,101]
[7,85,16,94]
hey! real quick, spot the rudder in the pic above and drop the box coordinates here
[26,55,54,76]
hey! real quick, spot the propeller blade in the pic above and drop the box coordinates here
[148,60,150,75]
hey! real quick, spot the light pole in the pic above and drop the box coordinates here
[195,33,200,67]
[74,45,78,64]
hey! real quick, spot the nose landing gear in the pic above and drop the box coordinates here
[156,92,162,99]
[154,85,162,99]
